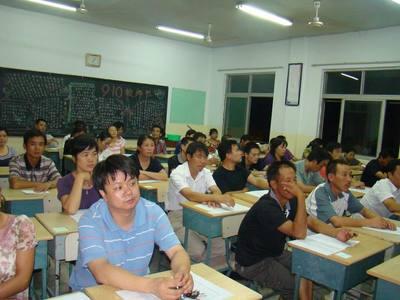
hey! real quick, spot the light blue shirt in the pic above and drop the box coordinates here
[69,198,180,291]
[295,160,325,186]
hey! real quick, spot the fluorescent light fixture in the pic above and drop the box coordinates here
[157,26,204,40]
[236,3,292,26]
[341,73,359,81]
[25,0,77,12]
[392,0,400,4]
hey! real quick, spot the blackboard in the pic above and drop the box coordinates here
[0,67,168,138]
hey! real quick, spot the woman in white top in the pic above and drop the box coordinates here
[106,125,125,155]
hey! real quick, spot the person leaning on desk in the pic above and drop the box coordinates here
[8,129,61,191]
[69,155,193,299]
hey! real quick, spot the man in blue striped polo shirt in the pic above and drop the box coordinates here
[70,155,193,299]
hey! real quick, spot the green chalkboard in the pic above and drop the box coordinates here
[0,67,168,138]
[170,88,205,125]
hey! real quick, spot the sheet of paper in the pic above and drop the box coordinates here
[21,189,49,195]
[116,272,232,300]
[69,209,88,223]
[195,203,249,215]
[349,187,370,194]
[245,190,269,199]
[50,291,91,299]
[289,233,359,256]
[139,180,161,184]
[362,227,400,235]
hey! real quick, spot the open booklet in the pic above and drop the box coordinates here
[288,233,359,256]
[21,189,49,195]
[116,272,232,300]
[362,226,400,235]
[194,203,250,215]
[245,190,269,199]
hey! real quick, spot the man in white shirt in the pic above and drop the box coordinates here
[166,142,234,262]
[361,159,400,220]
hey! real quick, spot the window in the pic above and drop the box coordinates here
[364,70,400,95]
[325,71,361,94]
[224,73,275,141]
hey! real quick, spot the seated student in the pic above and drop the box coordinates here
[151,124,166,154]
[343,147,363,170]
[69,155,193,297]
[361,149,395,187]
[34,118,58,148]
[174,129,196,155]
[194,132,219,165]
[205,128,220,153]
[168,137,193,176]
[276,135,298,161]
[0,127,17,167]
[361,159,400,220]
[113,121,126,144]
[240,142,264,172]
[258,137,288,170]
[57,135,100,214]
[302,138,324,159]
[0,211,37,299]
[235,161,353,300]
[9,129,61,191]
[306,159,396,229]
[193,132,207,144]
[239,134,251,150]
[105,124,125,155]
[130,135,168,181]
[96,131,112,162]
[295,148,330,193]
[166,142,234,261]
[213,140,269,194]
[62,120,87,149]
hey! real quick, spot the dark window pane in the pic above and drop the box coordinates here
[225,97,247,138]
[251,74,275,93]
[321,99,341,144]
[325,71,361,94]
[382,101,400,155]
[228,75,249,93]
[364,70,400,95]
[248,97,273,142]
[341,101,381,157]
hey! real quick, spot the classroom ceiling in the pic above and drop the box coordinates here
[1,0,400,47]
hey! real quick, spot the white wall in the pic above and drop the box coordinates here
[209,26,400,156]
[0,5,212,151]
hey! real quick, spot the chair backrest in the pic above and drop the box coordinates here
[222,214,246,239]
[65,232,79,262]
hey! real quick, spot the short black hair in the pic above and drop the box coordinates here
[307,148,331,164]
[221,134,233,142]
[181,136,194,146]
[185,129,196,137]
[113,121,124,130]
[269,137,287,157]
[70,134,98,157]
[326,159,349,176]
[151,124,163,134]
[243,141,260,154]
[23,129,47,145]
[306,138,324,150]
[387,159,400,174]
[240,134,251,143]
[209,128,218,136]
[218,139,238,161]
[96,131,108,141]
[186,142,209,157]
[0,127,9,135]
[326,142,342,153]
[267,160,296,184]
[276,135,286,140]
[193,132,206,142]
[93,155,139,192]
[137,134,154,148]
[35,118,47,124]
[379,149,396,159]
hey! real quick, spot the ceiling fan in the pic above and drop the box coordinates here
[205,23,212,43]
[77,0,87,14]
[308,0,324,27]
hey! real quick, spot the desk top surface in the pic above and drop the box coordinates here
[231,192,260,205]
[367,255,400,285]
[85,263,262,300]
[31,217,53,241]
[0,166,9,176]
[2,188,55,201]
[289,233,392,266]
[154,153,174,159]
[180,198,252,218]
[35,212,78,236]
[349,219,400,244]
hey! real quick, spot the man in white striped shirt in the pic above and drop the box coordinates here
[70,155,193,299]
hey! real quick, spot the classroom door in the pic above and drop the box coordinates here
[224,97,248,138]
[248,97,273,142]
[321,99,341,144]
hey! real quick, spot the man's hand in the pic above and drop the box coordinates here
[33,182,51,192]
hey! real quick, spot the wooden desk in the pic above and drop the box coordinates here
[31,217,53,299]
[2,188,51,217]
[36,212,78,296]
[166,146,175,154]
[181,199,251,266]
[125,145,137,154]
[349,219,400,255]
[231,192,263,205]
[85,263,262,300]
[289,233,392,300]
[367,255,400,300]
[154,153,174,163]
[0,166,9,177]
[139,180,168,207]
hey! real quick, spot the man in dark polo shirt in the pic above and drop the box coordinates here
[212,139,269,194]
[361,149,395,187]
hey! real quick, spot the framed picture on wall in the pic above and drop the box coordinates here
[285,63,303,106]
